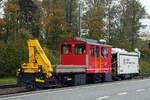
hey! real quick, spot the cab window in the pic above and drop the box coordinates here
[101,47,108,58]
[96,46,99,57]
[75,44,86,55]
[61,44,72,54]
[90,46,94,57]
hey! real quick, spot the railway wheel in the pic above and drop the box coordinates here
[25,83,36,90]
[73,74,86,86]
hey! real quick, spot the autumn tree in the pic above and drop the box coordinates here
[40,0,69,50]
[61,0,78,34]
[119,0,146,51]
[42,0,78,35]
[0,0,32,77]
[104,0,120,44]
[0,18,5,40]
[84,0,105,40]
[18,0,41,37]
[3,0,20,41]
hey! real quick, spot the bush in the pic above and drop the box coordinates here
[0,40,28,77]
[43,47,59,64]
[140,60,150,74]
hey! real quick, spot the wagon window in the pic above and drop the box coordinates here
[75,44,86,55]
[96,46,99,57]
[90,46,94,57]
[61,44,72,54]
[101,47,108,58]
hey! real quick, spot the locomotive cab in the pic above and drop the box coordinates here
[61,40,87,65]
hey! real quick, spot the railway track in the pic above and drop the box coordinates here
[0,83,18,89]
[0,82,29,96]
[0,74,149,96]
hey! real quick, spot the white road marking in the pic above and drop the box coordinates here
[117,92,128,95]
[136,89,145,92]
[97,96,110,100]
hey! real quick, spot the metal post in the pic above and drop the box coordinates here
[78,1,82,37]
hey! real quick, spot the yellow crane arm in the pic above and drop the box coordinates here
[22,40,53,78]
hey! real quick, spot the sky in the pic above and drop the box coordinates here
[139,0,150,33]
[140,0,150,14]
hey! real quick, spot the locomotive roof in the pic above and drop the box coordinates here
[76,37,111,47]
[61,37,112,47]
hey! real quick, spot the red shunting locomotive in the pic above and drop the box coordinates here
[58,37,113,85]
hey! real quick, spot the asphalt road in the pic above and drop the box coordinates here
[1,78,150,100]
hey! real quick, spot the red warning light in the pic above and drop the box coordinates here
[71,36,76,41]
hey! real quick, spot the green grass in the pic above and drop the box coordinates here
[0,77,17,83]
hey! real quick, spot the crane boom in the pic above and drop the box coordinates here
[22,40,53,78]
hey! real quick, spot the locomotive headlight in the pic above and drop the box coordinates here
[18,68,21,72]
[38,69,41,72]
[38,66,42,73]
[18,65,22,73]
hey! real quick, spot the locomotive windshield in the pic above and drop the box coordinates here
[75,44,86,55]
[61,44,72,54]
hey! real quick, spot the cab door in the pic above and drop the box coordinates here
[96,46,100,73]
[88,45,95,73]
[100,47,109,72]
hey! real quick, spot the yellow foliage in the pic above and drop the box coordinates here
[40,0,69,35]
[0,18,5,25]
[4,1,20,18]
[3,0,21,41]
[86,4,105,40]
[0,18,6,38]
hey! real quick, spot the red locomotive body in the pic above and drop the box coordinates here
[60,37,112,74]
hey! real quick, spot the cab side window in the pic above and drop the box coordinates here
[61,44,72,54]
[96,46,99,57]
[101,47,108,58]
[90,46,94,57]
